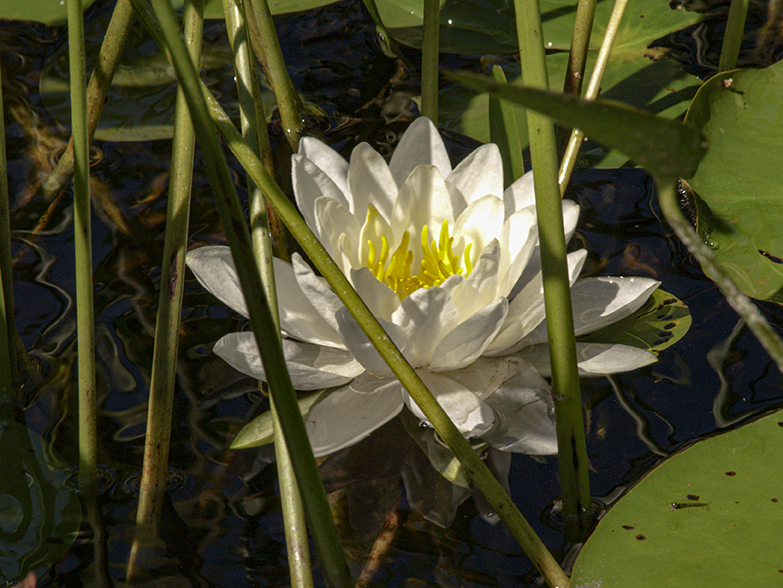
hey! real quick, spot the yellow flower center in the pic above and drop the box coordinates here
[366,218,473,300]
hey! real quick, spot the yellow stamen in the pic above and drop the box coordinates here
[364,220,473,299]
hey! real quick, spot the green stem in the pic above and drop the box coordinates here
[489,65,525,187]
[514,0,592,542]
[147,1,352,585]
[224,1,313,586]
[718,0,749,71]
[657,178,783,372]
[67,0,97,492]
[557,0,597,151]
[244,0,304,151]
[43,0,135,199]
[200,94,569,587]
[559,0,630,193]
[421,0,440,123]
[128,0,203,579]
[0,58,13,398]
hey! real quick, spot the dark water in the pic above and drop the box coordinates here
[2,0,783,586]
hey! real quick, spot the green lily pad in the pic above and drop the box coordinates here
[0,420,81,584]
[580,288,691,354]
[374,0,699,54]
[685,61,783,302]
[571,406,783,587]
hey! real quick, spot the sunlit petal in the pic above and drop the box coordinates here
[186,246,248,317]
[391,287,459,365]
[336,306,412,377]
[348,142,396,221]
[297,136,350,200]
[446,143,503,207]
[389,117,451,187]
[430,299,508,371]
[525,341,657,376]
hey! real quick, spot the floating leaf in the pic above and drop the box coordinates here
[448,69,706,179]
[685,60,783,301]
[580,288,691,354]
[571,407,783,587]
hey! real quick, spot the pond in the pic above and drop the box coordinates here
[1,0,783,586]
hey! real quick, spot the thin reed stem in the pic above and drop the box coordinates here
[514,0,592,543]
[421,0,440,123]
[718,0,749,71]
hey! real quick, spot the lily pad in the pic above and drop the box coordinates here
[0,420,81,584]
[373,0,700,54]
[571,406,783,587]
[685,60,783,301]
[580,288,691,354]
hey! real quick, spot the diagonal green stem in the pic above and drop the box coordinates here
[224,0,313,585]
[44,0,135,199]
[67,0,97,492]
[657,178,783,372]
[244,0,304,151]
[514,0,592,543]
[146,1,352,585]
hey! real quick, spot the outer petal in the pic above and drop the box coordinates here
[186,246,248,317]
[446,143,503,207]
[292,253,344,333]
[389,117,451,188]
[336,306,413,377]
[525,341,657,376]
[214,333,364,389]
[524,276,661,345]
[454,240,502,320]
[292,153,350,231]
[297,137,350,201]
[274,258,344,348]
[391,287,459,366]
[430,298,508,371]
[305,374,405,457]
[347,143,397,221]
[498,206,537,296]
[481,361,557,455]
[405,369,496,437]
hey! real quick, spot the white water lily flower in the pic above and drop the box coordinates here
[186,117,658,458]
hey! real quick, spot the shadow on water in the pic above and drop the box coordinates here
[1,0,783,586]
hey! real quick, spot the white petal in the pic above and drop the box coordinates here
[525,341,657,376]
[347,143,396,221]
[292,153,350,232]
[313,196,360,273]
[389,117,451,188]
[454,240,501,320]
[358,203,394,269]
[186,246,248,317]
[391,287,459,365]
[430,299,508,371]
[486,249,587,356]
[305,374,405,457]
[562,199,580,243]
[336,306,413,377]
[525,276,660,345]
[350,266,401,320]
[481,362,558,455]
[297,137,350,201]
[405,369,496,437]
[214,333,363,389]
[391,165,456,268]
[274,258,344,348]
[446,143,503,206]
[292,254,344,333]
[503,170,535,219]
[452,194,505,263]
[498,207,537,296]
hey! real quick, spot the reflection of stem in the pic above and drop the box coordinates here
[128,0,203,580]
[608,375,668,457]
[708,318,747,428]
[356,506,400,588]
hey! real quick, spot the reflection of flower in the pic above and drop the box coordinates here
[186,117,658,458]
